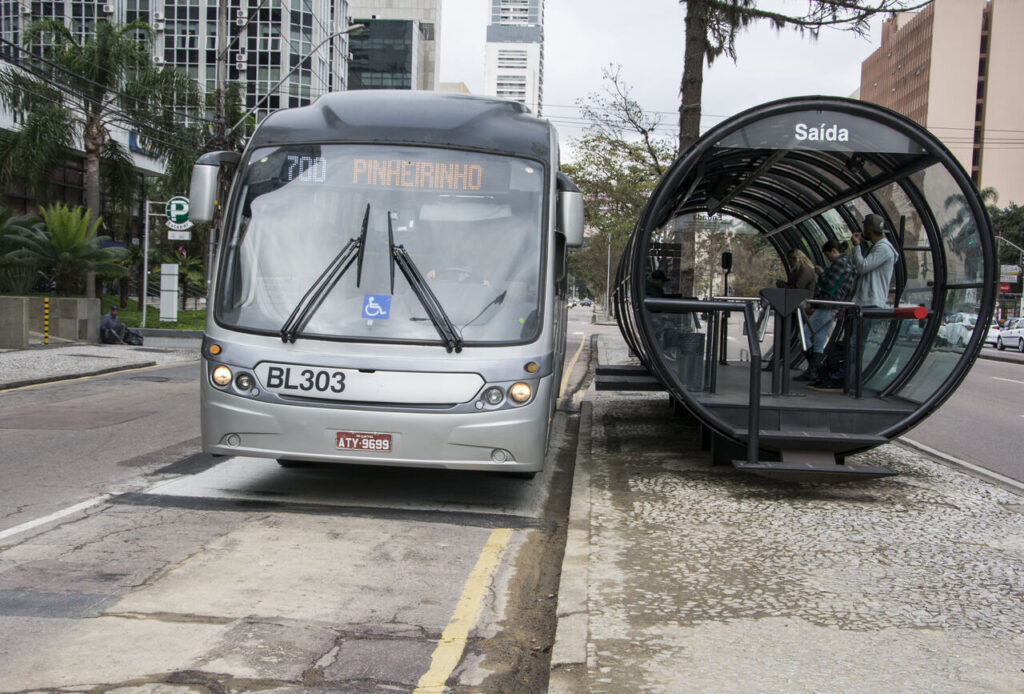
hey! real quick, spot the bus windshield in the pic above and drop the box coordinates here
[217,145,546,345]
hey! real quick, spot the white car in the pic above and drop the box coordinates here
[996,316,1024,352]
[937,312,976,348]
[985,321,1001,347]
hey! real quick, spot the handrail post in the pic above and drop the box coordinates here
[855,308,864,399]
[743,303,761,466]
[708,310,719,393]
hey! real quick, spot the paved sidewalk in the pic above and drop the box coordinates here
[549,332,1024,693]
[0,332,201,390]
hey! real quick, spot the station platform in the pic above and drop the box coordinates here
[549,331,1024,694]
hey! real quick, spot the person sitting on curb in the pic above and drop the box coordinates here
[100,306,144,345]
[100,306,127,344]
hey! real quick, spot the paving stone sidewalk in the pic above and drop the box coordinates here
[0,335,201,389]
[549,333,1024,693]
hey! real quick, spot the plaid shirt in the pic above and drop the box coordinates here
[815,254,857,302]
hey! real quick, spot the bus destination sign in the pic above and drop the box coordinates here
[352,158,485,192]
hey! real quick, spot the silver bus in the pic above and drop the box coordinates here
[189,91,584,475]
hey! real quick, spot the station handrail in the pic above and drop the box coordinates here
[643,297,763,465]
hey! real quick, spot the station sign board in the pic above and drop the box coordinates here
[1000,264,1020,275]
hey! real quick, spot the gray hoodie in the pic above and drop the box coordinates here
[852,238,898,307]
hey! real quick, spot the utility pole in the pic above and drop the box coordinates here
[215,0,229,146]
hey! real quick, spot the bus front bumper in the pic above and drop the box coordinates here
[200,377,552,472]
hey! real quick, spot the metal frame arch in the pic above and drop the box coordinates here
[616,95,998,464]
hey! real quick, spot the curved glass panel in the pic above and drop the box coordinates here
[895,287,978,403]
[913,165,985,284]
[217,145,545,344]
[819,208,853,243]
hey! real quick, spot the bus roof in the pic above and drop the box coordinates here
[248,91,553,161]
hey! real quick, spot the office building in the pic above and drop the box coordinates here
[484,0,543,114]
[1,0,353,124]
[347,0,439,91]
[860,0,1024,205]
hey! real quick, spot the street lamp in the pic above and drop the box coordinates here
[227,23,364,137]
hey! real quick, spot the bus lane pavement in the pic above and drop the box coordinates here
[0,407,583,692]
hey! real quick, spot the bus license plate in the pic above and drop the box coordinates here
[336,431,392,452]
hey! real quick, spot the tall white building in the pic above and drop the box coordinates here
[484,0,543,114]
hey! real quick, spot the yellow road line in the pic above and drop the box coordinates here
[414,527,513,694]
[559,335,586,398]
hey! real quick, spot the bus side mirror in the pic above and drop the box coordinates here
[189,151,241,223]
[557,172,584,248]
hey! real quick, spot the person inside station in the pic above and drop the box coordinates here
[776,248,817,293]
[795,239,857,382]
[645,269,667,297]
[810,214,898,391]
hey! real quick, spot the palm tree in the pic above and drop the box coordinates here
[0,18,203,297]
[0,202,43,293]
[8,203,126,296]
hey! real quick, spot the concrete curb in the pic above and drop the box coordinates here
[0,361,159,391]
[548,397,592,694]
[897,437,1024,498]
[977,350,1024,365]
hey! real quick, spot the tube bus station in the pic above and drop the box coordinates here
[607,97,997,481]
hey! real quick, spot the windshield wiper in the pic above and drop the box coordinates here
[388,212,463,353]
[280,204,370,343]
[463,290,507,328]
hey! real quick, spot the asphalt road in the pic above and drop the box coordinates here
[0,317,595,692]
[904,348,1024,485]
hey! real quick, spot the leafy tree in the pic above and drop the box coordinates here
[676,0,932,149]
[8,202,125,295]
[0,18,203,297]
[0,202,43,293]
[992,204,1024,266]
[564,67,677,305]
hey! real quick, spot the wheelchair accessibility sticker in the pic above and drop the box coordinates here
[362,294,391,319]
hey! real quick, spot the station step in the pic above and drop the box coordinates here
[731,430,889,452]
[595,365,664,391]
[732,458,898,482]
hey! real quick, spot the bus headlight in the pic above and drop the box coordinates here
[235,373,254,391]
[212,365,233,386]
[508,382,532,403]
[483,387,505,406]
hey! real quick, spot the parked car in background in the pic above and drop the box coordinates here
[580,298,592,307]
[997,316,1024,352]
[937,312,977,348]
[985,321,1001,347]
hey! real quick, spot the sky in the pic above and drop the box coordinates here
[438,0,892,157]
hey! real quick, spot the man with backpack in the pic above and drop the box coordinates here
[810,214,899,391]
[795,240,857,382]
[100,306,144,345]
